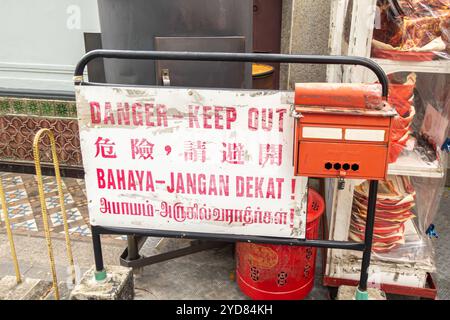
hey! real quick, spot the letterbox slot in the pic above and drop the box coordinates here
[296,141,387,179]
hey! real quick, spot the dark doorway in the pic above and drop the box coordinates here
[253,0,283,89]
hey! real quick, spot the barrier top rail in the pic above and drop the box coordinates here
[73,50,389,99]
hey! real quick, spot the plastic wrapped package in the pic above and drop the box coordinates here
[411,174,448,237]
[349,176,416,253]
[405,72,449,173]
[387,72,449,165]
[349,176,437,267]
[408,71,449,233]
[347,168,447,268]
[412,72,450,140]
[372,0,450,60]
[347,71,449,266]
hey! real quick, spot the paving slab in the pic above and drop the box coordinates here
[0,276,52,300]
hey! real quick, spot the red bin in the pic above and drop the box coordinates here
[235,188,325,300]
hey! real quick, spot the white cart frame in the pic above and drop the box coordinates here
[324,0,448,295]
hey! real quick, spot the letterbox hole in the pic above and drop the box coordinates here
[333,163,341,170]
[351,164,359,171]
[343,163,350,170]
[324,162,332,170]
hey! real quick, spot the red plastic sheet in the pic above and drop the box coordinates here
[387,73,417,163]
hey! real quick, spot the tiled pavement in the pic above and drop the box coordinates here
[0,172,124,244]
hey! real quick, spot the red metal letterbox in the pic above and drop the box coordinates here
[293,83,397,180]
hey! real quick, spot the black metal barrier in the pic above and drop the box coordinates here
[75,50,385,298]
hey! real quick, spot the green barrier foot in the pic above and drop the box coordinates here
[94,269,107,282]
[355,288,369,300]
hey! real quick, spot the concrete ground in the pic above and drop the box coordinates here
[433,188,450,300]
[0,175,449,299]
[0,231,329,300]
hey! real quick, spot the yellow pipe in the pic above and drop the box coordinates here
[33,128,76,299]
[0,178,22,284]
[50,133,76,285]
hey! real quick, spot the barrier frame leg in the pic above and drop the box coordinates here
[356,180,378,300]
[92,226,106,282]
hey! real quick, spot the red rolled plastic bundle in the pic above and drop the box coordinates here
[349,176,416,253]
[389,132,410,163]
[387,74,417,163]
[389,143,407,163]
[294,83,383,109]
